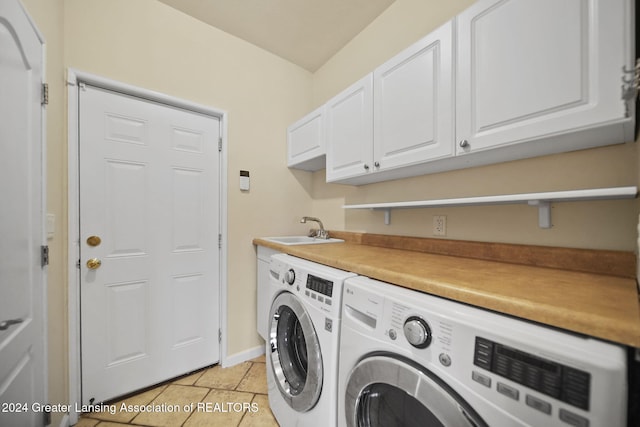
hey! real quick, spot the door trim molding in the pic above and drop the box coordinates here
[66,68,228,425]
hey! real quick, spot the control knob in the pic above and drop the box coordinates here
[403,316,432,349]
[284,269,296,285]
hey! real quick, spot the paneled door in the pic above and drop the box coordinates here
[0,1,47,426]
[79,85,221,404]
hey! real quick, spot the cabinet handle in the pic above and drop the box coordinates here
[459,140,470,148]
[374,162,380,168]
[364,164,370,170]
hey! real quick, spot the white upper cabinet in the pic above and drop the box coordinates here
[291,0,634,185]
[287,105,325,171]
[456,0,635,156]
[326,22,454,184]
[374,20,455,171]
[325,74,374,182]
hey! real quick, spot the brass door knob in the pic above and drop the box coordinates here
[86,258,102,270]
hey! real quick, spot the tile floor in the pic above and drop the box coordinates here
[74,355,279,427]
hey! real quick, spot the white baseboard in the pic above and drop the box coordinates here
[222,344,265,368]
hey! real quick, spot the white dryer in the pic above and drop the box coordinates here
[267,254,357,427]
[338,276,628,427]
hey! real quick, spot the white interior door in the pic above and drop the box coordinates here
[0,1,47,426]
[79,85,221,404]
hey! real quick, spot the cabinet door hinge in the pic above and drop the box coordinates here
[41,245,49,267]
[41,83,49,106]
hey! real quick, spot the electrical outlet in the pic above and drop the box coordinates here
[433,215,446,236]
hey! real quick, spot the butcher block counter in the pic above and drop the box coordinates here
[253,232,640,348]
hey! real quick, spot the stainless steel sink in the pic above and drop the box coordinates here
[263,236,344,245]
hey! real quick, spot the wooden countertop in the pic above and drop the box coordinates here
[253,235,640,348]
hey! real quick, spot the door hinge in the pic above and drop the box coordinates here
[621,58,640,116]
[218,329,222,343]
[43,407,51,425]
[218,233,222,249]
[218,137,222,152]
[41,245,49,267]
[41,83,49,106]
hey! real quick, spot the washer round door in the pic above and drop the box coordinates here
[269,292,323,412]
[345,354,487,427]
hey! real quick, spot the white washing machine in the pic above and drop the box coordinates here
[338,276,628,427]
[267,254,357,427]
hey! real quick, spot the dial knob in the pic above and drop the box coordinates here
[284,269,296,285]
[403,316,431,349]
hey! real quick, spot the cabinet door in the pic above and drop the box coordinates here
[326,74,374,182]
[287,106,325,171]
[374,20,455,170]
[456,0,633,154]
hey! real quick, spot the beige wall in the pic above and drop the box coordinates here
[24,0,316,424]
[310,0,639,251]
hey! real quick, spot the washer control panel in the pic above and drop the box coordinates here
[306,274,334,298]
[271,254,356,316]
[473,337,590,410]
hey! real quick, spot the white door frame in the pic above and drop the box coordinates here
[66,69,228,425]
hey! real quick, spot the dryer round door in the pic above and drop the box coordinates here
[345,354,487,427]
[269,292,323,412]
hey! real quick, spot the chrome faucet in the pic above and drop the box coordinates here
[300,216,329,239]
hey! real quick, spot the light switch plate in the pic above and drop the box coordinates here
[240,170,250,191]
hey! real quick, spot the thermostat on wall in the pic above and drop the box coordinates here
[240,170,250,191]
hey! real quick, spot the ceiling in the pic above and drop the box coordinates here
[156,0,396,72]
